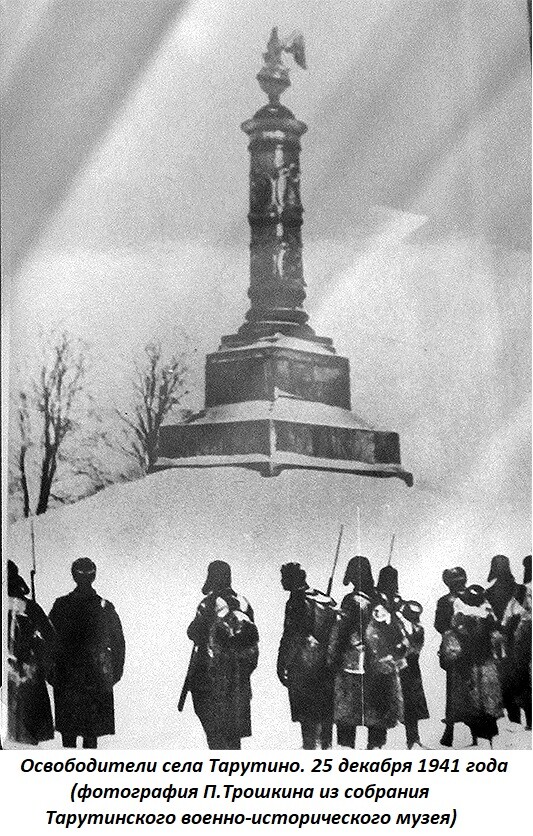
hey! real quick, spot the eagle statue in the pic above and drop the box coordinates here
[263,27,307,71]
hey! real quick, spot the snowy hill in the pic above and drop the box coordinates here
[5,466,531,751]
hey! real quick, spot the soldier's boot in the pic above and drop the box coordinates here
[506,702,522,725]
[406,720,421,749]
[439,723,454,747]
[82,737,97,749]
[367,726,387,750]
[337,723,356,748]
[61,734,77,748]
[319,720,333,750]
[301,720,320,749]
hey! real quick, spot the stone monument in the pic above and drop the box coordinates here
[156,28,413,486]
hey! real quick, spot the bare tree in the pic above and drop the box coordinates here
[9,330,87,518]
[8,333,192,522]
[66,414,138,497]
[116,340,189,475]
[34,332,86,514]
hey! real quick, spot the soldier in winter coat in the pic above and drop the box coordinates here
[49,559,125,749]
[486,554,525,724]
[377,567,429,750]
[445,584,504,745]
[397,600,429,749]
[7,560,56,746]
[363,567,408,749]
[187,561,259,750]
[327,555,375,748]
[434,566,469,747]
[501,555,532,729]
[278,563,338,749]
[435,567,467,637]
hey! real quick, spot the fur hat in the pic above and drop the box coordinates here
[377,565,399,599]
[8,560,30,598]
[343,555,374,596]
[202,560,232,594]
[442,566,467,590]
[458,584,486,607]
[487,554,513,583]
[401,600,423,623]
[71,558,96,582]
[280,562,307,591]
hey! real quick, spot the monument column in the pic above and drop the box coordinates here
[226,27,325,345]
[156,29,412,487]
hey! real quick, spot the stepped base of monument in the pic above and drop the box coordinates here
[154,450,413,483]
[156,399,413,486]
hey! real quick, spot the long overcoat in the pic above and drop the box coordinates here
[397,618,429,725]
[187,590,258,742]
[49,587,125,738]
[364,607,408,730]
[435,591,462,725]
[502,586,532,723]
[485,577,526,720]
[278,587,338,723]
[328,591,373,727]
[443,600,503,735]
[8,595,56,744]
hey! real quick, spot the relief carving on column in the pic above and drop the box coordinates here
[250,154,302,221]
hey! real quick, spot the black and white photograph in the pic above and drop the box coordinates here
[2,0,531,758]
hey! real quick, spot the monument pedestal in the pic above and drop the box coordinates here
[157,333,412,485]
[156,28,412,487]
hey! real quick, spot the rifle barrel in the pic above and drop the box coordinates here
[387,534,395,567]
[30,517,37,601]
[178,646,196,712]
[326,524,344,596]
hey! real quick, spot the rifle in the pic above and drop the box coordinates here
[178,645,196,712]
[30,516,37,602]
[326,524,344,597]
[387,534,396,567]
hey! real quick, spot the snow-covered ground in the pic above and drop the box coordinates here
[4,468,531,751]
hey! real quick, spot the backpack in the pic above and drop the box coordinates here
[297,590,339,678]
[207,595,259,672]
[8,598,49,686]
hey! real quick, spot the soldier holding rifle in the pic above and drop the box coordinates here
[184,561,259,750]
[328,554,376,748]
[278,554,339,749]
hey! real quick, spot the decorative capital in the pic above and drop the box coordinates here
[256,27,306,104]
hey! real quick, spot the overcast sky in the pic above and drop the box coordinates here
[4,0,531,575]
[2,0,532,756]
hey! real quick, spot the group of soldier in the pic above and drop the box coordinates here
[183,553,531,750]
[5,550,531,750]
[435,555,531,747]
[184,557,429,750]
[7,558,125,749]
[275,558,428,751]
